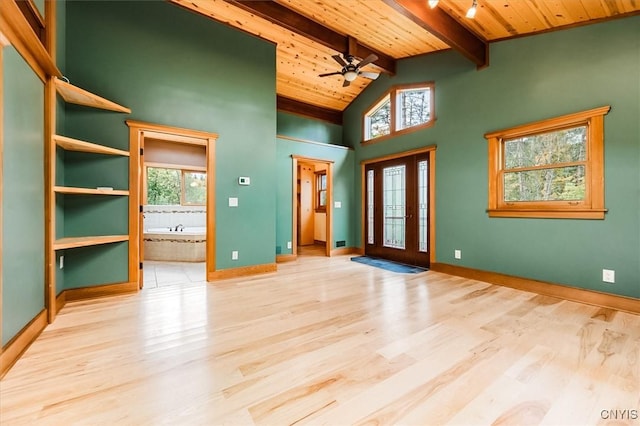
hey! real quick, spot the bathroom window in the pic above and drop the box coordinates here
[146,166,207,206]
[184,171,206,205]
[147,167,180,205]
[315,171,327,212]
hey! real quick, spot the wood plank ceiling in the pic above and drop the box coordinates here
[172,0,640,123]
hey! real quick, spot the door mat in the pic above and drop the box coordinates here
[350,256,428,274]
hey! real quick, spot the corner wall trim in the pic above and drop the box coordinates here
[1,309,48,379]
[207,263,277,281]
[276,254,297,263]
[430,263,640,315]
[55,291,66,315]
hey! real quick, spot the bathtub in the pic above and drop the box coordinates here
[143,227,206,262]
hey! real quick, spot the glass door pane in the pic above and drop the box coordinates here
[383,165,406,249]
[367,169,375,245]
[418,160,428,252]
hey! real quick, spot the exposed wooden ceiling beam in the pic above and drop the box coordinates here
[224,0,396,74]
[277,96,343,125]
[384,0,488,68]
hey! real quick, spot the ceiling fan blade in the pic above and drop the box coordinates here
[342,79,351,87]
[331,54,347,67]
[318,71,343,77]
[357,54,378,69]
[360,71,380,80]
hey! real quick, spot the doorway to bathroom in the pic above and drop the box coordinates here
[127,121,217,288]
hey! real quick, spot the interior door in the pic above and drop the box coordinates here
[365,153,429,267]
[298,163,315,245]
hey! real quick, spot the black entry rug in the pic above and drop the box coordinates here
[350,256,428,274]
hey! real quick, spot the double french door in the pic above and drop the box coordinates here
[365,152,430,267]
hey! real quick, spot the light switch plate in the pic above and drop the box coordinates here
[229,197,238,207]
[334,201,342,208]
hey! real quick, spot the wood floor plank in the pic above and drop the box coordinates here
[1,255,638,425]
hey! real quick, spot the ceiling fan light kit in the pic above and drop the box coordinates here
[318,53,380,87]
[344,70,358,82]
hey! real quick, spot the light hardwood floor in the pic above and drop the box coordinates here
[1,255,639,425]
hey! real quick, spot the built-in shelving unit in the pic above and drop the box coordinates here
[53,235,129,250]
[52,78,132,294]
[54,77,131,113]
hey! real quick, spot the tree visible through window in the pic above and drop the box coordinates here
[147,166,207,206]
[363,82,435,143]
[184,171,207,205]
[397,86,432,130]
[484,106,610,219]
[366,95,391,140]
[147,167,180,205]
[503,126,586,202]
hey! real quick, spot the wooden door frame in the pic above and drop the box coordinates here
[126,121,217,287]
[291,155,333,257]
[360,145,437,265]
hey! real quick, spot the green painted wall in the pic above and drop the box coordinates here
[344,16,640,298]
[276,138,354,254]
[64,0,276,284]
[2,47,45,345]
[277,112,344,146]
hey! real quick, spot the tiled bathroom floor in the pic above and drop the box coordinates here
[142,261,206,289]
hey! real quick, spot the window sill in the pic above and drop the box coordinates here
[487,208,607,219]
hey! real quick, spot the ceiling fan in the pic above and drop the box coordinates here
[319,53,380,87]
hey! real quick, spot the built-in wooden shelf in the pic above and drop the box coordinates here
[54,135,130,157]
[0,0,61,78]
[54,77,131,114]
[54,186,129,196]
[53,235,129,250]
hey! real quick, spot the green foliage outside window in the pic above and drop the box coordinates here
[184,172,207,204]
[147,167,206,205]
[503,126,586,202]
[147,167,180,205]
[363,83,435,142]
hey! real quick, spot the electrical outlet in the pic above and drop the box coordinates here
[602,269,615,283]
[454,250,461,260]
[232,251,239,261]
[59,255,64,269]
[287,241,292,249]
